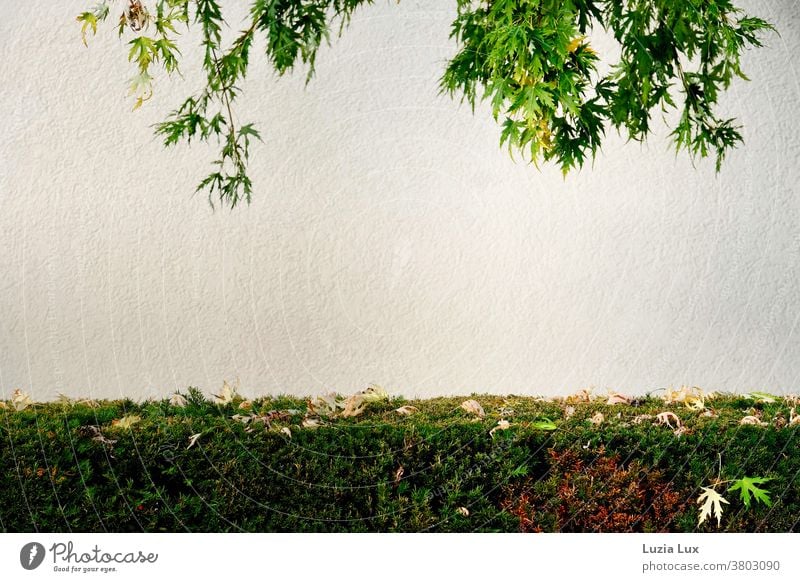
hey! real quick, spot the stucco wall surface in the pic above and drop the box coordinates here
[1,1,799,400]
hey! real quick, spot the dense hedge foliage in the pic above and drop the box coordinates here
[1,390,798,532]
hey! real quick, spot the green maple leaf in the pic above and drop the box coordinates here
[729,476,773,508]
[531,417,557,431]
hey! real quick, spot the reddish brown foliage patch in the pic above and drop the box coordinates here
[502,447,688,532]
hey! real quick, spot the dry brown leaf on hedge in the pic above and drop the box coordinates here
[308,393,341,417]
[187,433,202,449]
[566,388,593,404]
[456,507,470,517]
[213,380,238,405]
[78,425,117,447]
[169,392,187,407]
[740,415,767,427]
[564,405,575,419]
[489,419,511,438]
[673,426,690,438]
[280,427,292,439]
[302,418,321,429]
[56,393,74,407]
[790,408,800,426]
[632,414,653,424]
[341,395,367,418]
[656,411,681,429]
[606,392,630,405]
[11,389,33,411]
[238,400,253,410]
[460,399,485,418]
[0,401,6,410]
[395,405,418,416]
[589,412,604,425]
[394,465,404,486]
[111,415,141,430]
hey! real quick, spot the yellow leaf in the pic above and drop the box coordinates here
[111,415,141,430]
[567,36,585,53]
[664,385,705,410]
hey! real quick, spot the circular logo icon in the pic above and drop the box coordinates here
[20,542,46,570]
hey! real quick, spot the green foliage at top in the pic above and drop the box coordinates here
[77,0,773,208]
[442,0,774,174]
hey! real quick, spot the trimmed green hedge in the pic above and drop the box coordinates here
[1,391,798,532]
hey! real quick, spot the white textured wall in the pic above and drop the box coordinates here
[1,1,799,401]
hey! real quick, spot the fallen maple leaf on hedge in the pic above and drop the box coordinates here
[697,487,729,526]
[656,411,681,429]
[187,433,202,449]
[460,399,485,418]
[11,389,33,411]
[606,392,630,405]
[739,415,767,426]
[490,419,511,437]
[111,415,141,430]
[395,405,418,416]
[589,411,604,425]
[213,380,239,405]
[341,385,389,418]
[169,392,187,407]
[308,393,341,417]
[729,477,773,508]
[664,386,705,410]
[746,391,776,404]
[565,388,593,404]
[531,417,557,431]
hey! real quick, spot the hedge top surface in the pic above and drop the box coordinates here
[1,387,798,533]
